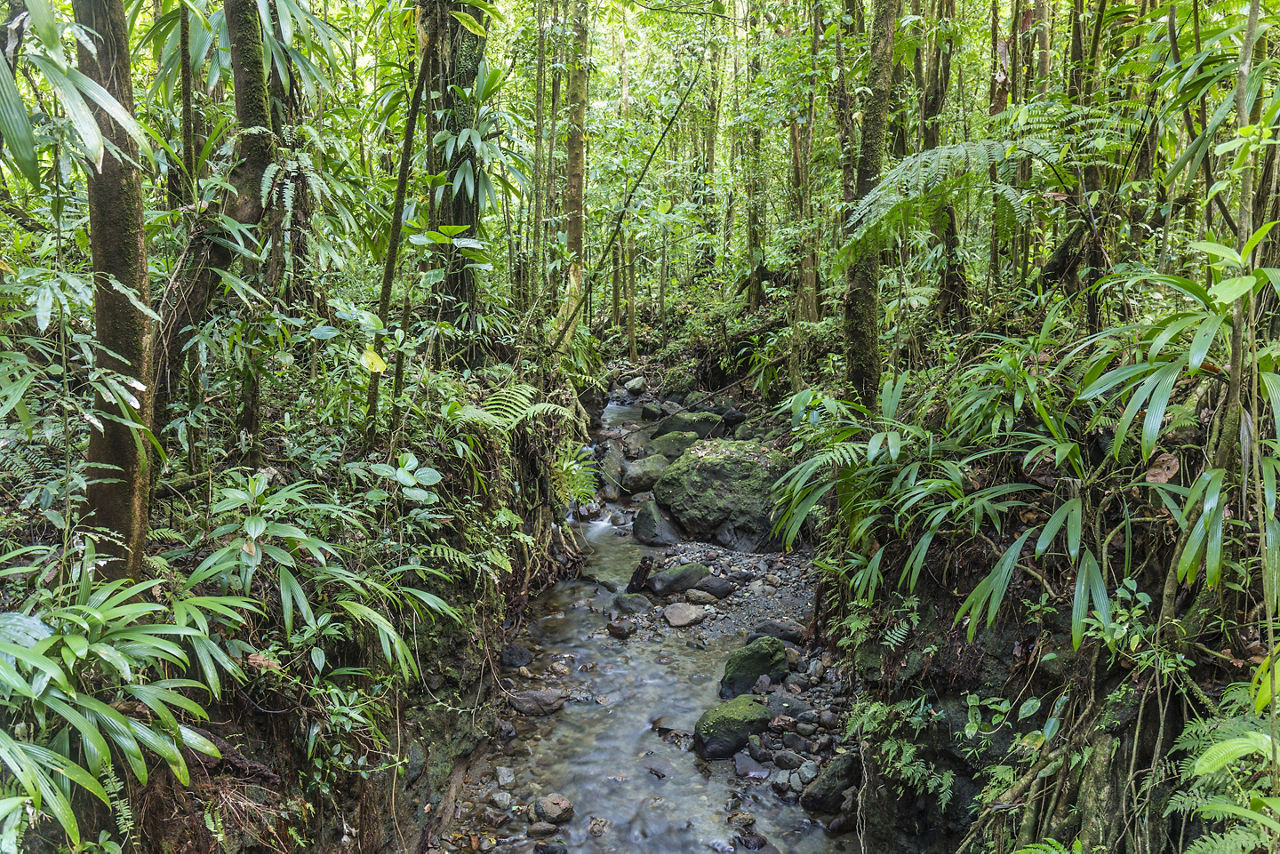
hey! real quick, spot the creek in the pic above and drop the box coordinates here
[448,403,858,852]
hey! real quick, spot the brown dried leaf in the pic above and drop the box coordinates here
[1145,453,1180,484]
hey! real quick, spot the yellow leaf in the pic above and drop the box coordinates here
[0,259,11,274]
[361,349,388,373]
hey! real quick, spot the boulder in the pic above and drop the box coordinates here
[499,644,533,669]
[633,500,681,546]
[663,603,706,627]
[800,753,862,813]
[612,592,652,615]
[720,636,789,699]
[624,376,647,395]
[641,403,662,421]
[647,562,709,595]
[647,431,700,460]
[654,411,723,439]
[749,619,806,645]
[622,430,649,458]
[694,695,773,759]
[622,454,669,493]
[694,575,737,599]
[509,689,567,716]
[652,440,784,552]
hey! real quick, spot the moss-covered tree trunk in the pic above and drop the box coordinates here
[842,0,901,408]
[153,0,275,440]
[73,0,152,579]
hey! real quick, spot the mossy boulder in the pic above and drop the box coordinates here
[646,431,700,460]
[647,562,709,595]
[652,440,784,552]
[799,753,862,813]
[694,695,774,759]
[719,636,789,699]
[654,411,723,439]
[621,454,669,493]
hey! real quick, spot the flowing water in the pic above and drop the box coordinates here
[465,404,859,853]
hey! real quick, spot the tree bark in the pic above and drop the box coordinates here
[73,0,153,579]
[153,0,276,441]
[554,0,588,343]
[843,0,900,408]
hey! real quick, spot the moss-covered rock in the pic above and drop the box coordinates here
[694,695,773,759]
[621,454,669,493]
[654,411,723,439]
[652,440,784,552]
[646,431,700,460]
[720,636,788,699]
[633,500,681,546]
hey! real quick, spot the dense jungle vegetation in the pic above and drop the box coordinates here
[2,0,1280,849]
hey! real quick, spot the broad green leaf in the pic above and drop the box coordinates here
[0,61,40,185]
[450,10,486,38]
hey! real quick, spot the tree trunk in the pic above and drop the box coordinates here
[73,0,153,579]
[554,0,588,343]
[153,0,276,441]
[842,0,900,408]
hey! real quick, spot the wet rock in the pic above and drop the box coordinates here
[647,430,700,460]
[481,807,510,827]
[727,810,756,828]
[653,411,723,438]
[749,619,806,645]
[599,440,625,501]
[641,403,662,421]
[686,589,718,605]
[773,749,804,770]
[612,592,651,615]
[648,562,710,594]
[747,735,772,763]
[535,793,574,824]
[607,619,636,639]
[694,575,736,599]
[720,636,789,699]
[633,500,682,546]
[770,774,793,796]
[499,645,534,669]
[797,760,820,786]
[800,753,862,813]
[734,752,769,780]
[491,790,513,809]
[622,454,669,493]
[653,440,784,552]
[509,689,567,716]
[694,695,773,759]
[735,831,772,850]
[623,431,649,458]
[534,845,569,854]
[527,821,558,837]
[663,602,706,627]
[624,376,647,395]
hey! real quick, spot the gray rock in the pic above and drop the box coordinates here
[633,500,682,546]
[686,589,718,605]
[694,575,737,599]
[535,793,574,824]
[495,766,516,787]
[624,376,647,395]
[622,455,668,493]
[782,732,812,752]
[663,603,706,627]
[800,753,862,813]
[648,562,710,594]
[818,710,840,730]
[599,440,625,501]
[773,749,804,770]
[499,645,533,669]
[734,752,769,780]
[654,411,723,438]
[796,723,817,737]
[797,760,820,786]
[641,403,662,421]
[694,695,773,759]
[749,619,806,644]
[613,592,652,615]
[509,689,567,716]
[720,636,789,699]
[491,791,513,810]
[528,821,558,837]
[607,619,636,639]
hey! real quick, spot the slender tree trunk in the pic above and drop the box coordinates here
[843,0,901,408]
[73,0,153,579]
[745,0,765,311]
[555,0,589,345]
[153,0,276,440]
[365,55,429,442]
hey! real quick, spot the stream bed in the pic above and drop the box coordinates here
[444,404,859,853]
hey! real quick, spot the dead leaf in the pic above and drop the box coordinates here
[1145,453,1180,484]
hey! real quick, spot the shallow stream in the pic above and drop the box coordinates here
[465,404,858,852]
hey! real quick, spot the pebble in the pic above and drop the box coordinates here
[490,791,512,809]
[528,821,558,837]
[607,619,636,639]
